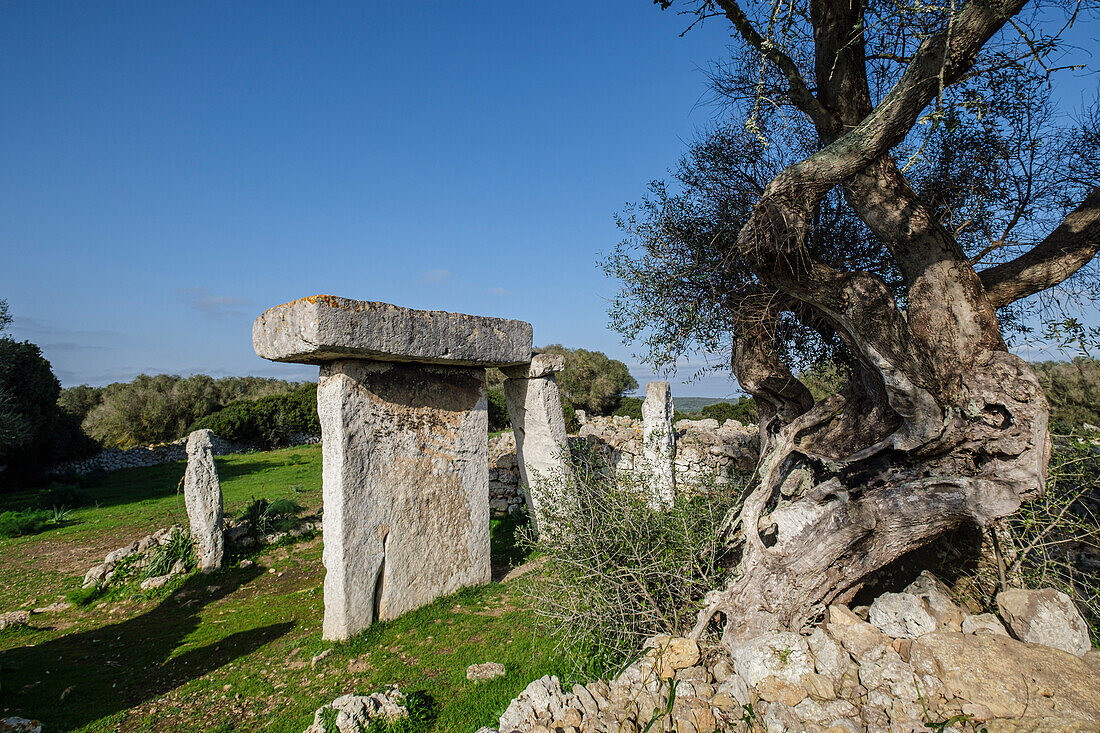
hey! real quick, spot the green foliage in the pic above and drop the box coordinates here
[77,374,308,449]
[487,387,510,433]
[190,383,320,447]
[359,690,438,733]
[66,583,107,607]
[0,337,65,486]
[700,397,758,424]
[145,528,196,578]
[0,509,53,538]
[539,345,638,416]
[528,446,742,673]
[612,396,643,420]
[238,496,304,536]
[33,482,90,510]
[0,299,10,334]
[560,397,580,434]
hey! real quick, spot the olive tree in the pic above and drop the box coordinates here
[606,0,1100,640]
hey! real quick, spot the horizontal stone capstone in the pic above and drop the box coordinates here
[253,295,533,367]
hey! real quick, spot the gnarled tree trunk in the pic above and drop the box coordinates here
[683,0,1100,643]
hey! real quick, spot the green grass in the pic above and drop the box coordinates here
[0,446,562,732]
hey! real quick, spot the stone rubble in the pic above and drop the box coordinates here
[484,578,1100,733]
[467,662,507,681]
[0,610,31,630]
[0,718,42,733]
[302,685,409,733]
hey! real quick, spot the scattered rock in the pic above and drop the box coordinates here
[911,631,1100,724]
[311,649,332,668]
[0,718,42,733]
[642,634,700,677]
[961,612,1008,636]
[467,662,506,681]
[303,686,408,733]
[868,592,938,638]
[140,575,170,590]
[32,601,73,614]
[0,610,31,630]
[239,559,254,568]
[997,587,1092,656]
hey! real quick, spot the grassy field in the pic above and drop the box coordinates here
[0,446,567,732]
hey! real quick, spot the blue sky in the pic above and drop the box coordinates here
[1,2,1097,397]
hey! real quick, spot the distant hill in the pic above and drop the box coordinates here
[673,397,739,413]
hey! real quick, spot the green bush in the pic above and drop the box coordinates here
[238,496,304,536]
[34,482,90,510]
[0,337,65,487]
[487,387,509,433]
[190,383,320,447]
[539,345,638,416]
[612,396,643,420]
[0,509,53,538]
[560,397,580,434]
[701,397,757,424]
[75,374,307,449]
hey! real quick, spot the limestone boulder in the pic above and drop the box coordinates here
[910,631,1100,724]
[0,610,30,630]
[0,718,42,733]
[729,631,814,688]
[961,612,1009,636]
[184,429,224,572]
[997,588,1091,656]
[904,571,966,631]
[304,687,408,733]
[643,635,700,678]
[867,592,938,639]
[498,676,565,732]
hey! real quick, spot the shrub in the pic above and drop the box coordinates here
[528,447,742,674]
[190,383,320,447]
[78,374,307,449]
[487,387,509,433]
[0,338,64,487]
[0,509,53,538]
[560,397,580,434]
[612,396,643,420]
[145,528,196,578]
[238,496,304,536]
[701,397,757,424]
[539,345,638,415]
[34,482,90,510]
[1006,441,1100,643]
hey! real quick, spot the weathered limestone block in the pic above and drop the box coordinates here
[502,353,572,535]
[997,587,1092,656]
[641,381,675,509]
[318,360,490,640]
[184,429,224,572]
[253,295,532,366]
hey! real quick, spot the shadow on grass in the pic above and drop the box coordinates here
[0,565,293,730]
[490,513,532,582]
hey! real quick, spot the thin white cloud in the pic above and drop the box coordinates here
[487,287,510,296]
[177,287,254,319]
[422,269,452,285]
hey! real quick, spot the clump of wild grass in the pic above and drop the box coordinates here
[526,444,744,675]
[145,527,196,578]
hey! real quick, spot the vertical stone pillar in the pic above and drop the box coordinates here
[641,381,676,509]
[253,296,532,641]
[502,353,572,536]
[184,429,224,572]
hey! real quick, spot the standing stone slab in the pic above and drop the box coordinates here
[319,360,490,639]
[254,296,533,642]
[184,429,224,572]
[502,354,573,536]
[641,381,676,509]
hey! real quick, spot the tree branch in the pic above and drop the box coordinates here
[980,187,1100,308]
[713,0,833,129]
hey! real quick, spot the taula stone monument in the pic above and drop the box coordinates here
[641,381,676,510]
[184,429,224,572]
[502,353,573,536]
[254,295,532,640]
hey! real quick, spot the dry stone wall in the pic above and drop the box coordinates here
[486,415,759,517]
[51,433,309,475]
